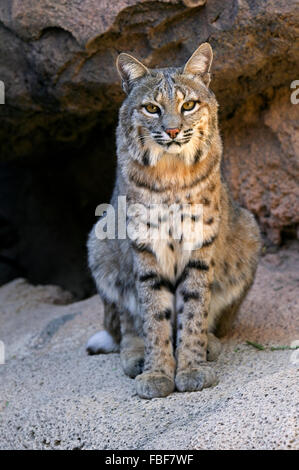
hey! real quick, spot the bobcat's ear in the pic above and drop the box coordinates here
[116,53,149,94]
[183,43,213,86]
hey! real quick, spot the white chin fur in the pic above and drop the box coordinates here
[166,143,183,154]
[86,330,119,354]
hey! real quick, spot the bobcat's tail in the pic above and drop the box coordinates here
[86,330,119,355]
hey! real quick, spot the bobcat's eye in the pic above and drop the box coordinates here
[182,100,196,112]
[144,103,160,114]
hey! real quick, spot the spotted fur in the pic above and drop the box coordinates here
[87,43,261,398]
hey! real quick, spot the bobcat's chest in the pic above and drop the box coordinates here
[128,200,204,280]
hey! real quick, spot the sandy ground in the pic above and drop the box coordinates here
[0,243,298,450]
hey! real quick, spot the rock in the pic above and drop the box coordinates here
[223,88,299,244]
[0,0,298,293]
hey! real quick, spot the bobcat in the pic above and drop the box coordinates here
[87,43,261,399]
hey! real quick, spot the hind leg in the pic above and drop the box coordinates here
[207,333,222,361]
[86,300,144,378]
[209,275,254,339]
[120,310,144,378]
[209,248,258,339]
[209,208,261,339]
[213,290,248,338]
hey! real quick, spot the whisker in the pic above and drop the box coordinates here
[135,133,151,141]
[135,136,154,147]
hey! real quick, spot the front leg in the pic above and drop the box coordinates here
[175,253,218,392]
[133,245,176,399]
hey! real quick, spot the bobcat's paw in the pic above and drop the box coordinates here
[175,365,218,392]
[121,349,144,378]
[135,372,175,399]
[207,333,222,361]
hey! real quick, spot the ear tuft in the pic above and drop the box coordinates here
[183,43,213,85]
[116,53,149,94]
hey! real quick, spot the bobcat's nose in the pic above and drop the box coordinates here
[165,128,180,139]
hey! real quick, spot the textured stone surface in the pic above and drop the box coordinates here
[0,0,298,293]
[223,89,299,244]
[0,244,298,449]
[1,1,298,130]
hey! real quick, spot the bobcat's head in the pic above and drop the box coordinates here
[117,43,218,167]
